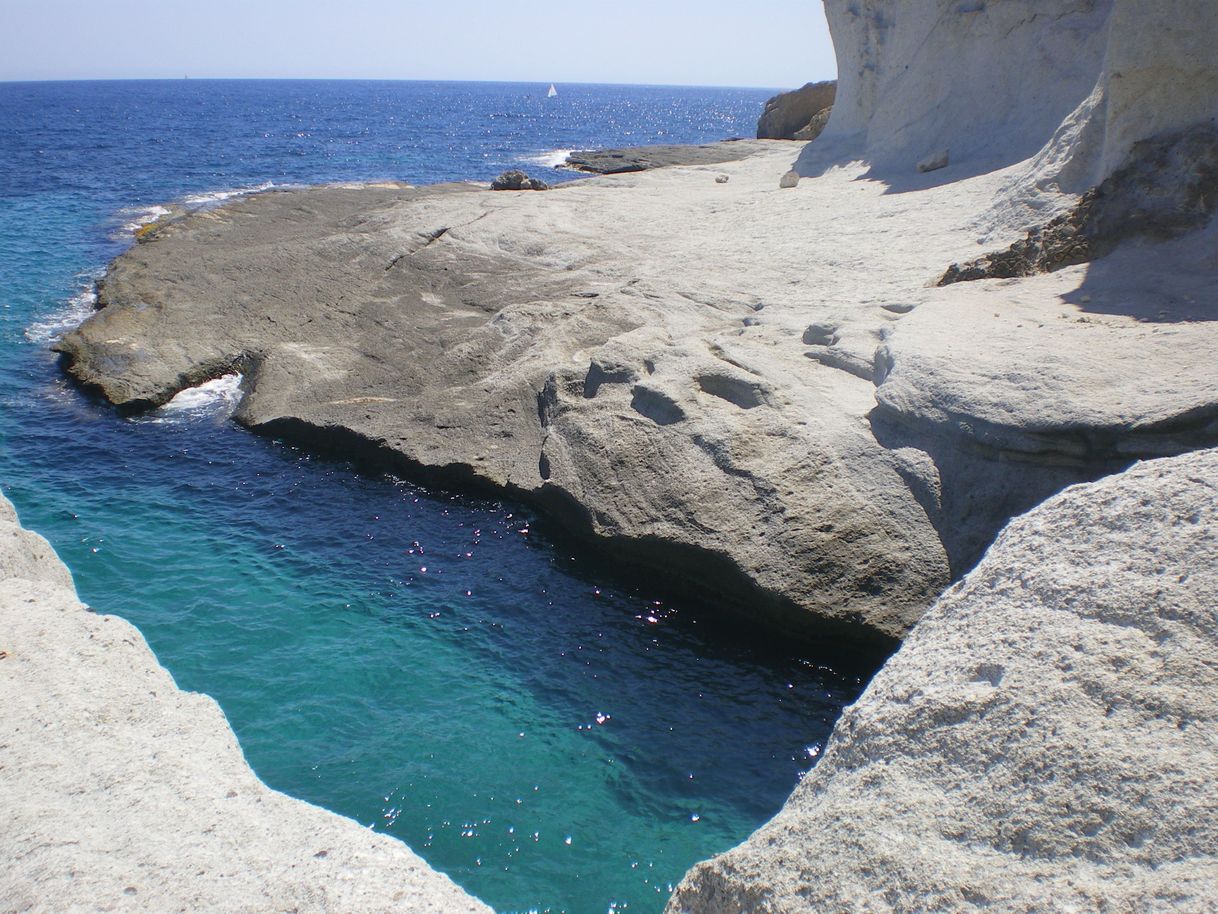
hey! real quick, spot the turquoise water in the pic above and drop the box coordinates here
[0,80,874,913]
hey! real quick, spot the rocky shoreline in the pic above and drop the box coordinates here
[25,0,1218,910]
[560,140,774,174]
[670,449,1218,912]
[0,492,490,914]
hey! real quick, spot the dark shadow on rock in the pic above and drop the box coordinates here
[869,406,1111,579]
[791,135,1056,195]
[940,125,1218,296]
[1060,235,1218,323]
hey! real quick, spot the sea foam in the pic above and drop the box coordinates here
[155,373,245,419]
[182,182,276,208]
[524,149,576,169]
[24,285,98,344]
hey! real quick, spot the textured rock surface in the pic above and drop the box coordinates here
[756,80,836,140]
[58,150,1002,643]
[33,2,1218,911]
[0,492,491,914]
[562,140,772,174]
[941,125,1218,284]
[809,0,1218,192]
[878,216,1218,466]
[669,449,1218,913]
[791,106,831,142]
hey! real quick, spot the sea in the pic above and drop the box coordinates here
[0,79,872,914]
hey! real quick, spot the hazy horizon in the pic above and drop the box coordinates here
[0,1,836,90]
[0,75,815,91]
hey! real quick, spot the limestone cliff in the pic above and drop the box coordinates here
[755,80,836,140]
[814,1,1218,191]
[667,2,1218,910]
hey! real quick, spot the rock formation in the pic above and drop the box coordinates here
[0,492,490,913]
[668,449,1218,913]
[490,169,549,191]
[940,125,1218,284]
[755,80,836,140]
[46,0,1218,648]
[58,159,984,644]
[810,0,1218,189]
[42,2,1218,906]
[563,140,772,174]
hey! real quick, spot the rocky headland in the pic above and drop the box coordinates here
[25,0,1218,910]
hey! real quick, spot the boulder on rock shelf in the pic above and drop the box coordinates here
[491,170,549,191]
[917,149,950,173]
[778,170,800,188]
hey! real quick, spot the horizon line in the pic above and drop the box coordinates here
[0,75,814,93]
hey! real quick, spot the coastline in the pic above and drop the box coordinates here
[0,490,491,914]
[16,0,1218,909]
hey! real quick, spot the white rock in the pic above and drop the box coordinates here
[815,0,1218,191]
[670,449,1218,913]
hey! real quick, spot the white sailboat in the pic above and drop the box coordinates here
[547,84,558,98]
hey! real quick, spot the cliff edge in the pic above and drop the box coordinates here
[0,493,491,914]
[669,447,1218,913]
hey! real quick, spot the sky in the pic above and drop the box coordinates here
[0,0,836,89]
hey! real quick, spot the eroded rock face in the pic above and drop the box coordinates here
[669,449,1218,914]
[817,0,1113,172]
[813,0,1218,190]
[0,492,491,914]
[940,125,1218,284]
[756,80,836,140]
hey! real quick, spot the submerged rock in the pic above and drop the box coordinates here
[670,448,1218,913]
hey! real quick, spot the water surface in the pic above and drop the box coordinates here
[0,79,871,914]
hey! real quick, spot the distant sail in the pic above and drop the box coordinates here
[547,84,558,98]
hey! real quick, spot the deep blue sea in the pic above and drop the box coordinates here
[0,80,871,914]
